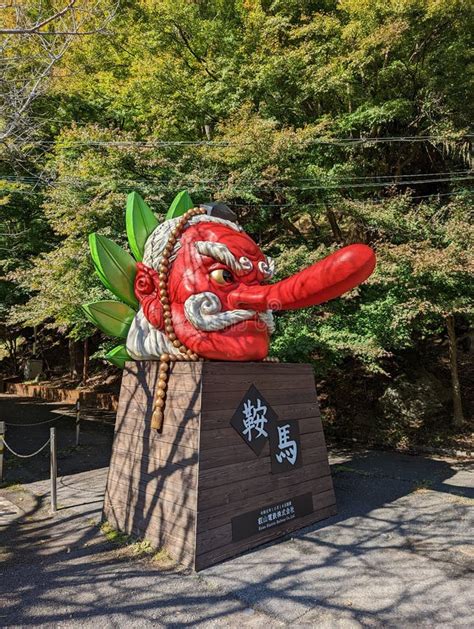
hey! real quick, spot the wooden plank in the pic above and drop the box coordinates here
[199,416,322,452]
[120,375,202,397]
[312,487,337,511]
[197,489,337,554]
[198,420,322,453]
[112,427,198,456]
[200,439,270,469]
[202,362,312,377]
[198,445,330,491]
[200,402,321,432]
[117,376,201,403]
[115,418,200,447]
[116,389,202,414]
[201,389,317,411]
[199,430,327,471]
[107,458,198,496]
[110,446,198,482]
[200,375,316,393]
[195,504,337,570]
[196,483,335,535]
[105,497,196,567]
[105,486,195,535]
[161,369,314,393]
[107,496,196,553]
[111,445,198,473]
[198,461,330,511]
[120,363,158,393]
[111,435,199,469]
[106,478,197,527]
[116,405,201,432]
[109,450,199,482]
[167,362,203,374]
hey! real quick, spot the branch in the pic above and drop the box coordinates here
[0,1,119,36]
[170,20,218,81]
[0,1,77,34]
[1,28,112,36]
[0,1,120,142]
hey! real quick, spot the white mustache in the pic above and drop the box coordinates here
[184,292,274,333]
[258,309,275,333]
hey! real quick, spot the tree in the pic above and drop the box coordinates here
[2,0,472,438]
[0,1,119,144]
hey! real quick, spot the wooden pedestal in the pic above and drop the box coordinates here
[103,361,336,571]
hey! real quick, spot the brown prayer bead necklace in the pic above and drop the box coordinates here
[150,206,278,431]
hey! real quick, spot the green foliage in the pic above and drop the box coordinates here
[1,0,472,419]
[126,191,159,261]
[105,344,133,369]
[272,194,473,374]
[81,301,136,339]
[166,190,194,220]
[89,234,138,309]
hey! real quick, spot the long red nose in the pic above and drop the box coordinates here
[228,244,376,312]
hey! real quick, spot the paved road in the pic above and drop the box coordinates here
[1,447,472,627]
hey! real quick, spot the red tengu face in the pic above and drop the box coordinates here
[134,218,376,361]
[168,222,272,360]
[135,221,273,361]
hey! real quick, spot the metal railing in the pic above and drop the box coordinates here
[0,421,57,513]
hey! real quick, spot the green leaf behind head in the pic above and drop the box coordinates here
[89,234,138,308]
[105,344,132,368]
[82,301,136,339]
[126,191,158,261]
[165,190,194,220]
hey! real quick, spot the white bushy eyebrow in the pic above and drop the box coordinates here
[143,214,242,270]
[194,241,253,275]
[258,257,275,278]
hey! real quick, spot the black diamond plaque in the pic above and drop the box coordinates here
[230,384,278,456]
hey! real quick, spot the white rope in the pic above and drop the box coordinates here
[1,435,51,458]
[143,214,242,271]
[194,241,244,273]
[5,417,58,427]
[4,411,76,427]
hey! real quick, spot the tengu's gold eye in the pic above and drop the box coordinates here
[210,269,234,285]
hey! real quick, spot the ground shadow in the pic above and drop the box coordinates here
[0,394,114,485]
[198,449,473,625]
[1,390,472,626]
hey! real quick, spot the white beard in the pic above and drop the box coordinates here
[126,309,179,360]
[184,291,275,333]
[126,294,275,360]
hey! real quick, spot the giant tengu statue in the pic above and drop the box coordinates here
[88,191,376,569]
[83,190,375,428]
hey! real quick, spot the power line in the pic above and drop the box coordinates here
[300,171,472,181]
[4,186,472,203]
[1,169,472,184]
[7,134,474,148]
[1,173,472,190]
[347,190,474,204]
[282,175,474,190]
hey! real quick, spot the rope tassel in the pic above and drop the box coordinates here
[149,206,280,430]
[150,207,206,430]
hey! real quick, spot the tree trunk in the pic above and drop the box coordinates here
[446,314,464,427]
[326,208,343,243]
[32,325,38,357]
[82,338,89,383]
[69,338,78,379]
[281,215,302,239]
[6,331,18,375]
